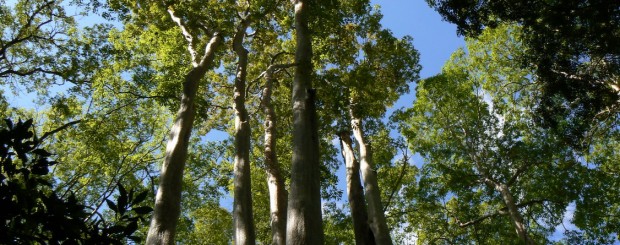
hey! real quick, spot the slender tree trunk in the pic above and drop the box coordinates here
[262,68,287,245]
[339,132,376,245]
[286,0,324,244]
[146,34,222,245]
[350,115,393,245]
[232,20,256,245]
[496,184,534,245]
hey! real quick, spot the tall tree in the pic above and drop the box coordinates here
[339,131,375,245]
[400,25,581,244]
[286,0,324,243]
[231,13,256,245]
[342,22,419,245]
[144,5,223,243]
[261,62,292,245]
[350,117,392,245]
[147,31,222,245]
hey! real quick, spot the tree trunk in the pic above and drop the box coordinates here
[146,34,222,245]
[496,183,534,245]
[262,68,287,245]
[351,115,393,245]
[232,20,256,245]
[339,132,376,245]
[286,0,324,244]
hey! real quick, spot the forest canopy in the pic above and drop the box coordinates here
[1,0,618,244]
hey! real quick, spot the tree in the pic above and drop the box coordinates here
[260,61,293,245]
[231,8,255,245]
[324,9,420,242]
[0,0,92,87]
[426,0,620,149]
[8,0,620,244]
[98,2,229,243]
[286,0,324,243]
[339,131,374,245]
[145,27,222,245]
[399,25,582,244]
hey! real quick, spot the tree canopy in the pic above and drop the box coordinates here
[1,0,619,244]
[427,0,620,149]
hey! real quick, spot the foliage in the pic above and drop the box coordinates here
[323,202,356,245]
[0,0,110,98]
[398,26,585,243]
[3,0,619,244]
[570,127,620,243]
[426,0,620,149]
[0,118,152,244]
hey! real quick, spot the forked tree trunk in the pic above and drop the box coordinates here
[232,20,256,245]
[339,132,376,245]
[262,68,288,245]
[146,34,222,245]
[350,115,393,245]
[286,0,324,244]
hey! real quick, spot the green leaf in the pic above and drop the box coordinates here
[124,221,138,235]
[117,183,127,215]
[132,206,153,215]
[32,149,52,157]
[4,119,13,129]
[131,190,148,206]
[106,199,118,213]
[127,235,142,243]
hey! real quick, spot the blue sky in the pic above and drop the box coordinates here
[372,0,465,79]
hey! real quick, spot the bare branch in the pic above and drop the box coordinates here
[38,119,82,144]
[115,89,173,100]
[270,51,294,64]
[167,7,199,66]
[0,1,56,58]
[383,141,411,212]
[457,199,548,227]
[507,161,534,186]
[249,63,297,86]
[198,32,223,68]
[459,210,506,227]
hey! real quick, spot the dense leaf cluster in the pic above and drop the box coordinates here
[0,119,152,244]
[427,0,620,149]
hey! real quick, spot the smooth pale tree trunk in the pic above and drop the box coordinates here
[232,20,256,245]
[351,115,393,245]
[146,33,222,245]
[493,182,535,245]
[339,132,376,245]
[262,67,288,245]
[286,0,324,244]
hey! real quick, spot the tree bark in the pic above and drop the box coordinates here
[339,132,376,245]
[286,0,324,244]
[351,115,393,245]
[232,20,256,245]
[495,183,535,245]
[262,68,287,245]
[146,33,222,245]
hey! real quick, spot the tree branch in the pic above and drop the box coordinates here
[456,199,548,227]
[507,161,534,186]
[38,119,82,144]
[383,141,411,212]
[167,7,199,66]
